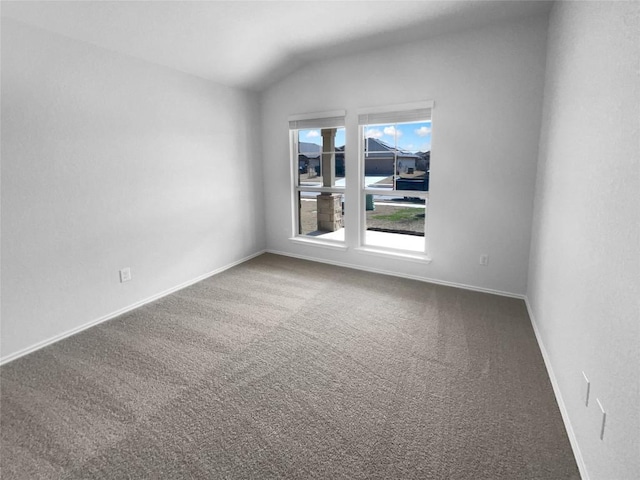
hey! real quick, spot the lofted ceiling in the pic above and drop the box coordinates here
[1,1,552,91]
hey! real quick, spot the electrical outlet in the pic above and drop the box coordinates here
[479,254,489,266]
[119,267,132,283]
[596,399,606,440]
[582,371,590,406]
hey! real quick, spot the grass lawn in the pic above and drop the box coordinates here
[371,207,425,222]
[298,196,425,236]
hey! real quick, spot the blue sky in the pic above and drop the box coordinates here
[299,128,346,151]
[364,121,432,152]
[299,121,432,153]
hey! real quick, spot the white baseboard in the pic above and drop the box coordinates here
[0,250,266,366]
[266,249,525,299]
[0,248,590,480]
[524,296,589,480]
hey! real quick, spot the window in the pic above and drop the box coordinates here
[358,102,433,256]
[289,111,346,244]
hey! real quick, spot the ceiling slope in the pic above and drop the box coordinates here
[1,1,552,90]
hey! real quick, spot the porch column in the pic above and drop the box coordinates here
[317,128,342,232]
[321,128,336,188]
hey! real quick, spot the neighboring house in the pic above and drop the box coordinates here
[335,146,345,176]
[298,141,321,174]
[298,141,345,177]
[416,150,430,172]
[299,138,425,178]
[363,138,423,176]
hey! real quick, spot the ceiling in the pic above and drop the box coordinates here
[1,1,552,91]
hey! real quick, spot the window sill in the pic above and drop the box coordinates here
[288,237,348,251]
[354,246,432,263]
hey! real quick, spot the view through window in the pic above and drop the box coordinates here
[289,104,432,257]
[290,114,346,242]
[359,106,432,254]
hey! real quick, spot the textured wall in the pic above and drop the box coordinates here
[1,19,265,360]
[260,14,548,296]
[528,2,640,478]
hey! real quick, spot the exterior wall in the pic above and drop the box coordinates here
[364,157,394,176]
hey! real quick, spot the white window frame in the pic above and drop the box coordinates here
[356,101,434,261]
[288,110,347,249]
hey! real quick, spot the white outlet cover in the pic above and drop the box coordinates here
[120,268,132,283]
[582,372,590,406]
[596,399,606,440]
[479,254,489,266]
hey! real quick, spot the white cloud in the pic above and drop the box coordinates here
[383,126,402,138]
[415,126,431,137]
[306,130,320,138]
[420,142,431,152]
[365,128,384,139]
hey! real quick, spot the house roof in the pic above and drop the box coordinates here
[298,142,322,159]
[299,138,423,160]
[365,138,423,160]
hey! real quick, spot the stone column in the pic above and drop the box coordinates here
[316,194,342,232]
[321,129,336,188]
[316,128,342,232]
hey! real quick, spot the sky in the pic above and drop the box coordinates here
[299,121,432,153]
[299,128,346,151]
[364,121,432,153]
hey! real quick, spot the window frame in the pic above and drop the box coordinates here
[357,101,434,260]
[288,110,347,248]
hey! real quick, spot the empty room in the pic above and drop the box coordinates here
[1,1,638,479]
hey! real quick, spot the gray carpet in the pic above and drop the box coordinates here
[0,253,579,479]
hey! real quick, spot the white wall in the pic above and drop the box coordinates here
[0,19,265,361]
[528,2,639,479]
[261,14,548,296]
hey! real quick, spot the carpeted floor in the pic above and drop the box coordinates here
[0,253,580,479]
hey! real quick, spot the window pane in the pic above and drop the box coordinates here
[364,194,425,252]
[298,191,345,241]
[363,121,431,190]
[364,125,396,184]
[298,128,345,188]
